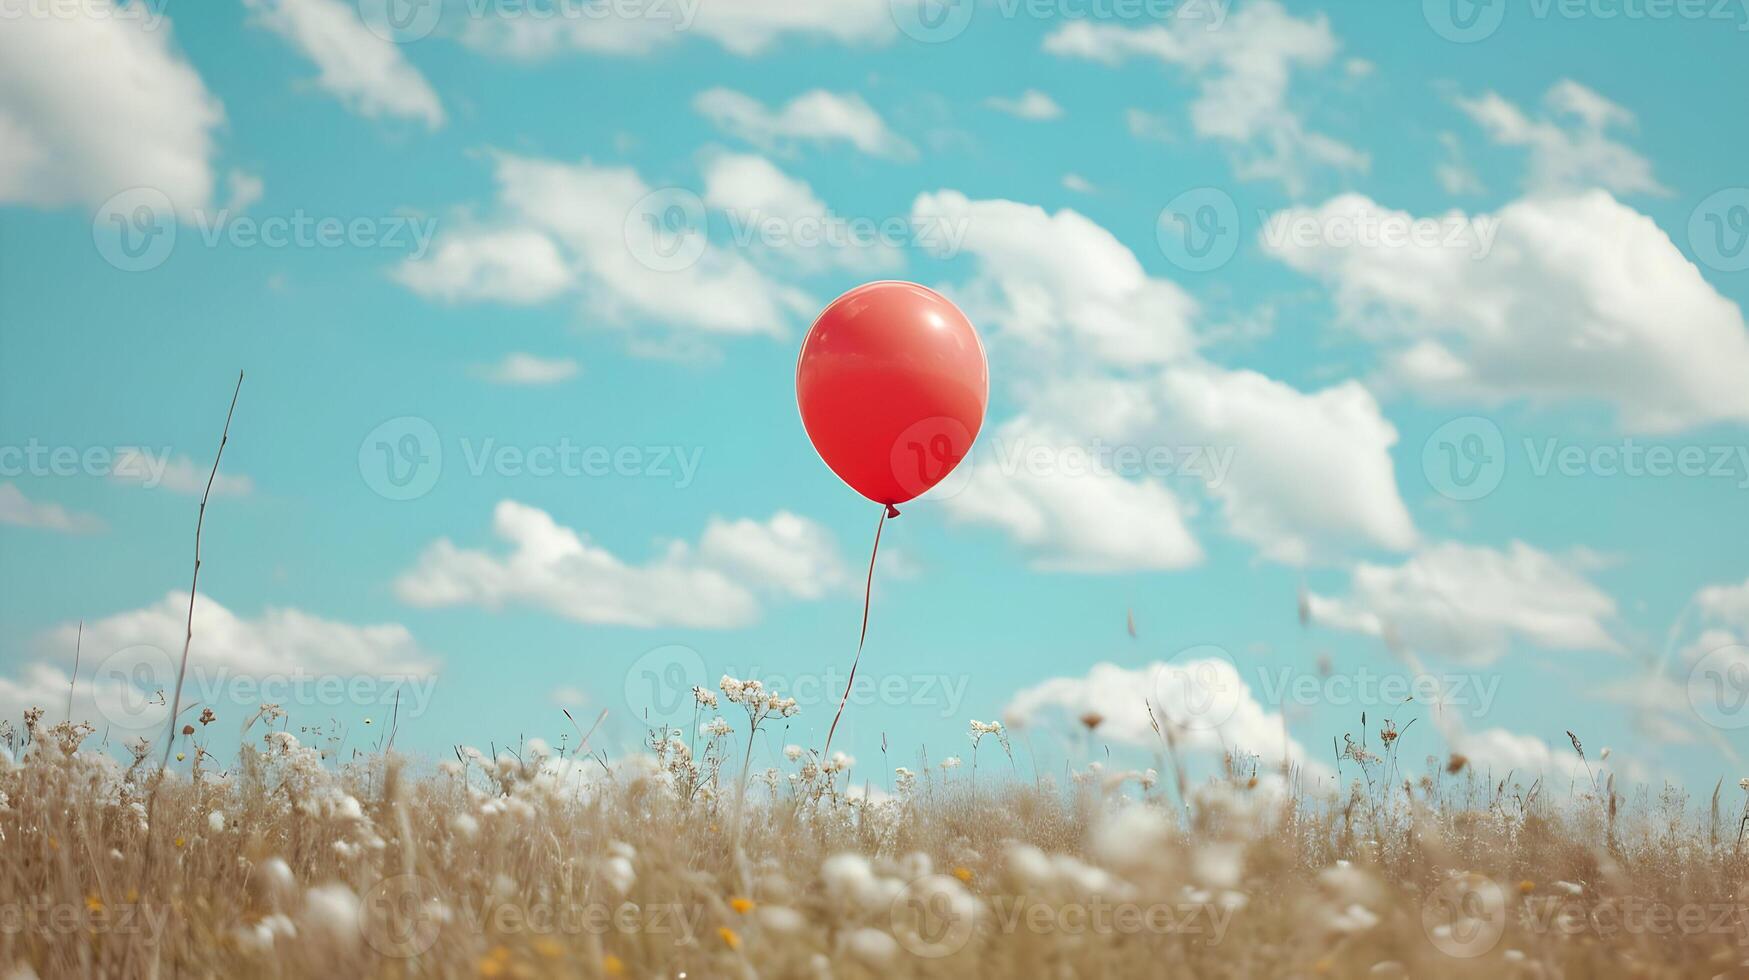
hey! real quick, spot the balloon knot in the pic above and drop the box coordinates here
[885,503,901,519]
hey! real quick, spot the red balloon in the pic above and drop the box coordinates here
[797,281,988,508]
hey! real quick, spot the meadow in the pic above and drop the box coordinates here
[1,682,1745,979]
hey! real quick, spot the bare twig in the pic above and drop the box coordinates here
[65,620,81,723]
[157,370,243,779]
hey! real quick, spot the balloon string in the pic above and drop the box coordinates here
[823,502,897,759]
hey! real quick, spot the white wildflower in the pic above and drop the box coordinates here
[451,813,480,840]
[301,884,361,949]
[842,927,897,967]
[1329,903,1379,934]
[260,857,297,898]
[758,905,806,935]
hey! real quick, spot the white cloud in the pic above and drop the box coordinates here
[1307,541,1621,665]
[903,188,1412,569]
[948,365,1415,569]
[984,90,1063,120]
[1434,132,1484,196]
[226,170,266,213]
[393,501,846,628]
[1152,365,1416,564]
[1456,80,1665,197]
[478,352,580,385]
[246,0,444,128]
[1264,191,1749,433]
[1446,725,1566,778]
[1061,174,1095,194]
[2,595,435,733]
[1125,108,1175,143]
[0,484,103,534]
[394,228,573,305]
[694,512,847,600]
[552,685,588,707]
[0,1,224,211]
[397,153,814,337]
[943,418,1204,573]
[1003,659,1330,779]
[694,88,914,160]
[701,152,902,274]
[111,451,254,497]
[47,592,435,679]
[910,190,1199,368]
[1694,577,1749,632]
[459,0,894,58]
[1045,1,1367,193]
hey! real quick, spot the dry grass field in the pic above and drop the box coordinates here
[1,690,1746,979]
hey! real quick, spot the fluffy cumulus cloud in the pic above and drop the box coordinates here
[245,0,444,128]
[394,229,573,305]
[459,0,894,58]
[701,152,902,273]
[1694,576,1749,632]
[1265,191,1749,433]
[907,189,1414,569]
[48,592,436,678]
[1044,0,1366,193]
[909,191,1200,368]
[1306,541,1621,665]
[1444,724,1568,778]
[1456,80,1665,197]
[944,368,1416,569]
[1152,366,1416,565]
[0,484,103,534]
[0,1,224,211]
[393,501,846,628]
[694,88,915,160]
[1003,659,1331,780]
[395,152,813,337]
[942,418,1204,573]
[0,595,434,734]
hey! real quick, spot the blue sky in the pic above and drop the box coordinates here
[2,0,1747,793]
